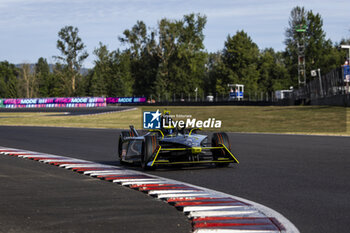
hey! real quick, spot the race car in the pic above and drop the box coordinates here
[117,125,239,170]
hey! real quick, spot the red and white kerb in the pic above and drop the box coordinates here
[0,147,299,233]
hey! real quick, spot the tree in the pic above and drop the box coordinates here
[119,21,148,59]
[86,42,110,96]
[222,30,260,94]
[54,26,88,95]
[171,13,207,97]
[284,6,337,86]
[50,63,70,97]
[119,13,207,98]
[35,57,51,97]
[205,52,222,94]
[258,48,290,93]
[305,10,333,74]
[0,61,19,98]
[19,63,37,98]
[86,43,133,97]
[119,20,157,96]
[207,52,234,96]
[107,50,133,96]
[151,18,182,96]
[150,14,207,97]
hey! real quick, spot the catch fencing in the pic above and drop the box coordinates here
[292,67,346,100]
[291,67,350,106]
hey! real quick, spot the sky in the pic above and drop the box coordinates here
[0,0,349,68]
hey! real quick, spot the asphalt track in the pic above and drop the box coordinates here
[0,126,349,233]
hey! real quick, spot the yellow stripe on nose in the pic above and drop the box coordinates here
[191,147,202,154]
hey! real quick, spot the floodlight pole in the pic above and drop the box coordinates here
[194,87,198,102]
[341,45,350,62]
[317,68,323,97]
[296,24,307,87]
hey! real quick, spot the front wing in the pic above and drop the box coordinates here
[147,145,239,167]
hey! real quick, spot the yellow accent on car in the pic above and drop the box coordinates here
[191,147,202,154]
[160,148,188,151]
[160,146,224,151]
[150,145,162,166]
[153,160,235,165]
[189,128,202,136]
[155,159,169,163]
[201,147,223,150]
[221,144,239,164]
[150,145,239,166]
[149,129,164,139]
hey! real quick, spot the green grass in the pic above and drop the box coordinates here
[0,109,141,129]
[0,106,348,135]
[142,106,348,135]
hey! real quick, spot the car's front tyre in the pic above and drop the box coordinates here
[141,135,158,170]
[212,132,231,167]
[118,131,133,165]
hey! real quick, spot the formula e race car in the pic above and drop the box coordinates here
[118,125,239,170]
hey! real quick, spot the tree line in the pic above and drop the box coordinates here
[0,7,349,99]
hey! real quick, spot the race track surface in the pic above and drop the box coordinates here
[0,155,189,233]
[0,126,349,233]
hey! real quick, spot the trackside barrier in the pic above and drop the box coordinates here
[2,97,106,108]
[0,146,299,233]
[0,97,147,108]
[106,97,147,104]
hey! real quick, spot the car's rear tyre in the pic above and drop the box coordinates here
[118,131,134,164]
[212,132,231,167]
[141,135,158,170]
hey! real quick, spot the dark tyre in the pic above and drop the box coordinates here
[118,131,134,164]
[212,132,231,167]
[141,135,158,170]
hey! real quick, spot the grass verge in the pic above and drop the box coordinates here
[0,106,348,136]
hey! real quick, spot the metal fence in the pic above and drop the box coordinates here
[147,92,281,104]
[292,67,346,101]
[144,67,348,105]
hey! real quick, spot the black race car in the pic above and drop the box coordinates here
[118,125,239,170]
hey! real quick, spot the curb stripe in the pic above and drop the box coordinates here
[0,146,299,233]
